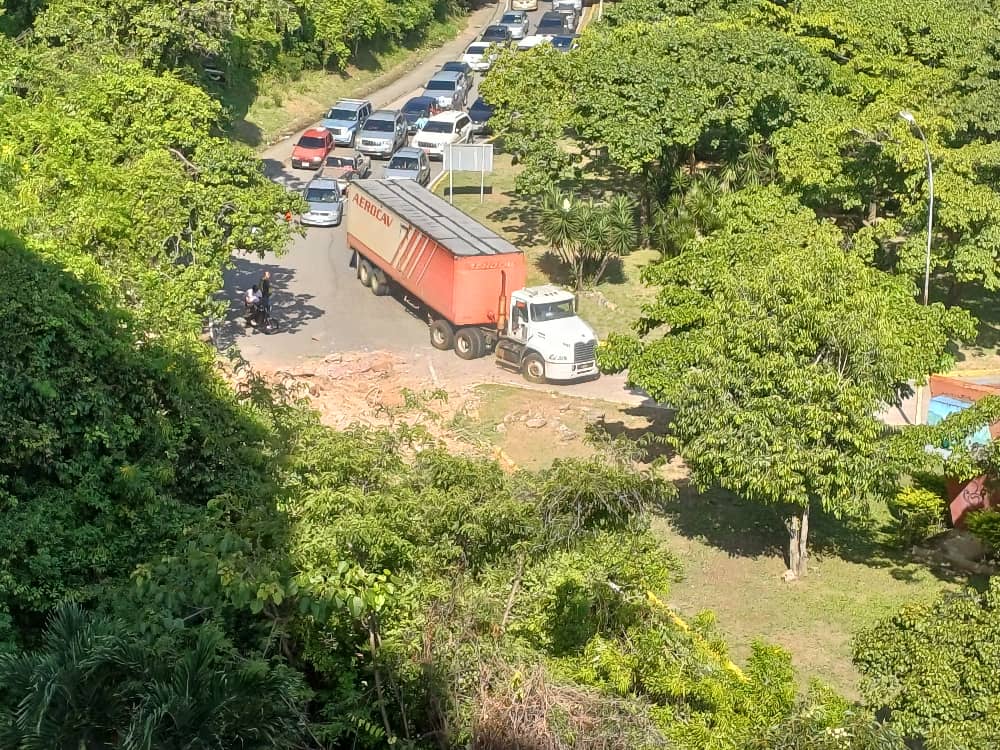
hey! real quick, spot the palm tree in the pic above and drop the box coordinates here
[592,194,637,286]
[540,186,584,284]
[0,602,127,749]
[574,200,608,290]
[0,603,308,750]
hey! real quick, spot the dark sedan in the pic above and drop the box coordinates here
[400,96,442,133]
[481,24,513,44]
[468,97,495,134]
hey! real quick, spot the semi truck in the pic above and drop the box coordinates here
[346,179,599,383]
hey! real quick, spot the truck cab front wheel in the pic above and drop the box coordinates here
[521,354,546,384]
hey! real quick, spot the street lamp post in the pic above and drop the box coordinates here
[899,110,935,427]
[899,110,934,306]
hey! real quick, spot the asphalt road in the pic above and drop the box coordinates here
[214,3,642,402]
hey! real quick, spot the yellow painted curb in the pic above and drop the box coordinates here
[646,591,748,682]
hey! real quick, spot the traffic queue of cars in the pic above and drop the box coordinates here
[292,2,581,226]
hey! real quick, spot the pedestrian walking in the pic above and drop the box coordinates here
[260,271,272,314]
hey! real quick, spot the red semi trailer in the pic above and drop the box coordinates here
[346,179,598,383]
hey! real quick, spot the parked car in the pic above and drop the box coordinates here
[480,24,513,44]
[300,176,344,226]
[422,70,470,110]
[384,146,432,185]
[356,109,407,159]
[320,99,373,147]
[440,61,473,77]
[461,42,496,72]
[550,34,580,53]
[323,153,371,191]
[536,11,570,36]
[291,127,333,169]
[512,0,538,10]
[552,0,582,11]
[468,97,495,135]
[400,96,443,133]
[498,11,529,40]
[413,111,474,161]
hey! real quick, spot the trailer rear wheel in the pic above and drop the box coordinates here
[522,353,546,384]
[454,328,484,360]
[370,268,390,296]
[358,260,374,287]
[429,319,454,350]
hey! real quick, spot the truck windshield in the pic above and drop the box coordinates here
[531,299,575,321]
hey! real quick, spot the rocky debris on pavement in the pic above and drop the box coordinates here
[556,423,578,441]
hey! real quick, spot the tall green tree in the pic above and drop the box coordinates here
[599,189,974,578]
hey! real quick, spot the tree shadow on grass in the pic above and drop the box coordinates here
[946,280,1000,359]
[487,192,543,248]
[658,482,977,585]
[586,404,676,464]
[586,405,978,584]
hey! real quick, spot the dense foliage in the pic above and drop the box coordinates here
[854,578,1000,748]
[2,0,995,744]
[0,237,908,745]
[2,0,459,85]
[482,0,1000,301]
[483,0,998,739]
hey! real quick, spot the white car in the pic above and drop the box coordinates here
[462,42,496,72]
[512,0,538,9]
[517,35,551,52]
[413,111,474,160]
[552,0,581,10]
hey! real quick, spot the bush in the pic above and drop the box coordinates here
[887,486,947,547]
[966,508,1000,555]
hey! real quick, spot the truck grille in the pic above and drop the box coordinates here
[574,340,596,363]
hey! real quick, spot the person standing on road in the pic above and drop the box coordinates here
[260,271,272,314]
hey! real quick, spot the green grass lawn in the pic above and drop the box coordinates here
[226,17,463,148]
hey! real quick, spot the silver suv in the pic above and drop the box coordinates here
[384,147,431,186]
[320,98,373,147]
[357,109,407,158]
[422,70,470,110]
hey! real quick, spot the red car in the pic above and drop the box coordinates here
[291,128,333,169]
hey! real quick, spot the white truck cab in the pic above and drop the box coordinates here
[497,285,599,382]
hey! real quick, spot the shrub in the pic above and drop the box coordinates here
[966,508,1000,555]
[887,486,946,547]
